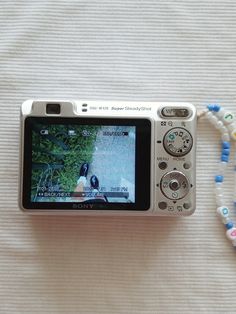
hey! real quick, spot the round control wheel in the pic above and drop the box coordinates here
[163,127,193,157]
[160,171,190,200]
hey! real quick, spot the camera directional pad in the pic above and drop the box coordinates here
[160,171,190,200]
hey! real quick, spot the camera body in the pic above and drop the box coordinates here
[20,100,197,216]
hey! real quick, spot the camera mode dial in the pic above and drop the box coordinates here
[163,127,193,157]
[160,171,190,200]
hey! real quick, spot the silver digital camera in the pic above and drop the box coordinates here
[19,100,197,216]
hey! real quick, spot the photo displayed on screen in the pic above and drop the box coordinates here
[30,123,136,203]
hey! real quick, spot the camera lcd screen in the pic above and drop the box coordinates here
[22,117,151,211]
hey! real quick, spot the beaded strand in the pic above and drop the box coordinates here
[204,104,236,247]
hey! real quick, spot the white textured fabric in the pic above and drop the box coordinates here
[1,1,236,313]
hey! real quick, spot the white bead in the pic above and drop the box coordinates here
[220,126,228,134]
[216,194,224,205]
[215,187,223,195]
[210,115,219,126]
[226,227,236,241]
[206,112,219,126]
[223,112,235,124]
[215,183,223,194]
[217,206,229,218]
[216,198,224,206]
[222,217,231,224]
[206,111,213,119]
[215,120,224,129]
[215,108,225,119]
[218,161,227,176]
[220,161,227,169]
[228,123,236,132]
[222,133,230,141]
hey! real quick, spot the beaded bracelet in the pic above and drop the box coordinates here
[202,104,236,247]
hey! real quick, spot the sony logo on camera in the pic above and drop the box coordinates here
[72,204,94,209]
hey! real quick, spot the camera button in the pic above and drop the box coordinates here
[172,192,178,199]
[183,202,191,210]
[159,161,168,170]
[183,162,191,169]
[158,202,167,210]
[169,179,180,191]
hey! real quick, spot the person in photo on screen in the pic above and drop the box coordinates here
[73,163,106,202]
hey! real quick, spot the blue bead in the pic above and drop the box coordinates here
[215,175,224,182]
[225,222,234,230]
[213,105,221,112]
[222,141,231,149]
[221,155,229,162]
[222,148,230,156]
[207,104,221,112]
[207,104,214,111]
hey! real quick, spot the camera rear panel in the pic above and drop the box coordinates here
[154,104,196,216]
[20,100,196,216]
